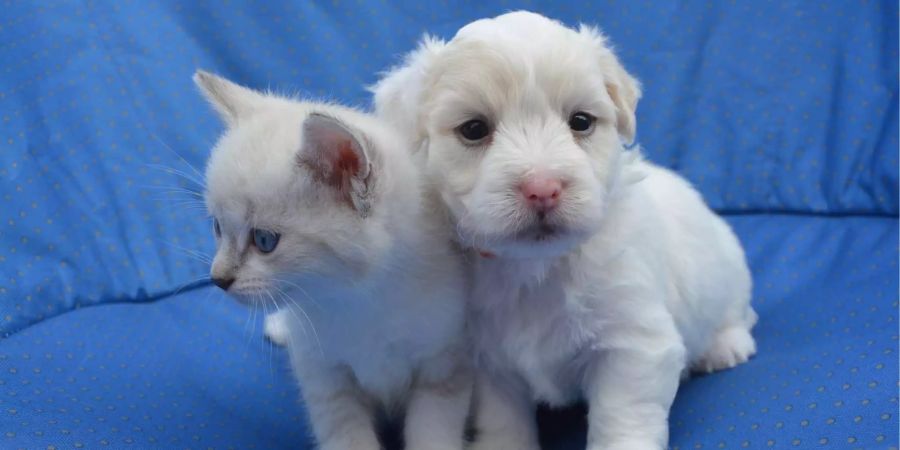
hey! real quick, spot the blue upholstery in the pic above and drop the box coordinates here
[0,1,896,449]
[0,290,307,449]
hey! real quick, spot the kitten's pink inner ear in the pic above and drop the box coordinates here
[330,141,361,186]
[301,114,374,216]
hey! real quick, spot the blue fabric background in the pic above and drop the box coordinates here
[0,1,896,449]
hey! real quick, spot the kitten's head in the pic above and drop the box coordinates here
[373,11,640,259]
[195,71,399,306]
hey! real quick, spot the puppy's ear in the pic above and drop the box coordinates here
[193,70,266,126]
[370,35,446,149]
[299,113,376,217]
[605,64,641,143]
[579,26,642,143]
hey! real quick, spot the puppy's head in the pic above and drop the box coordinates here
[375,11,640,259]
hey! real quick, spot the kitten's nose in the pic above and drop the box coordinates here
[212,277,235,291]
[520,175,562,213]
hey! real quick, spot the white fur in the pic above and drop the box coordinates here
[264,309,291,346]
[195,71,472,450]
[373,11,757,450]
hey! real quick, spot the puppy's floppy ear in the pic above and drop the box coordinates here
[370,35,447,149]
[299,113,376,217]
[605,65,641,143]
[193,70,266,126]
[579,26,642,143]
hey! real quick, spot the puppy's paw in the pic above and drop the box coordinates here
[695,325,756,373]
[263,311,290,346]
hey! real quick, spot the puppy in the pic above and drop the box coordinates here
[373,11,757,450]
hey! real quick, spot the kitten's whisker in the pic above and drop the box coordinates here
[276,288,325,356]
[165,205,210,214]
[242,294,254,339]
[170,274,211,297]
[247,291,263,355]
[248,290,260,346]
[148,133,207,188]
[145,195,206,210]
[281,293,324,358]
[140,184,204,197]
[153,199,208,210]
[272,288,310,340]
[159,240,213,265]
[151,199,207,210]
[174,252,212,266]
[145,163,207,190]
[272,287,322,357]
[271,278,325,312]
[261,292,276,383]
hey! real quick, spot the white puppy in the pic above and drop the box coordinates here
[373,11,757,450]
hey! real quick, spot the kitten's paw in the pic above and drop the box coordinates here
[263,312,290,346]
[694,325,756,373]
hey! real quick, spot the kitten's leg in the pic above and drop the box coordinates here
[583,309,686,450]
[404,351,473,450]
[263,309,290,346]
[299,365,382,450]
[468,371,539,450]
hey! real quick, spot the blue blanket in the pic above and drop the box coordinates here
[0,1,896,448]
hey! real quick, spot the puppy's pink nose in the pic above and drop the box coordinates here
[520,176,562,212]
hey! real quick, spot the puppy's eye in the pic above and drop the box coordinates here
[568,112,596,135]
[213,219,221,237]
[456,119,491,144]
[251,228,280,254]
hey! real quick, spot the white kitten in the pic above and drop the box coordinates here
[195,71,472,450]
[373,11,757,450]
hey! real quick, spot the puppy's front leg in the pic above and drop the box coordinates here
[300,365,381,450]
[469,371,539,450]
[405,352,473,450]
[584,314,686,450]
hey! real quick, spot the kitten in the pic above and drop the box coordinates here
[373,11,757,450]
[195,71,471,450]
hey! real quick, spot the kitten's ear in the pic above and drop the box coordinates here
[193,70,265,126]
[299,114,375,217]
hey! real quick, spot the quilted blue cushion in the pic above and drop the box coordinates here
[1,215,896,449]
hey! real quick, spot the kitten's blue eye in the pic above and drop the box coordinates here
[252,228,280,253]
[213,219,221,237]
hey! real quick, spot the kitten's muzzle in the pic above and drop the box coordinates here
[212,276,235,291]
